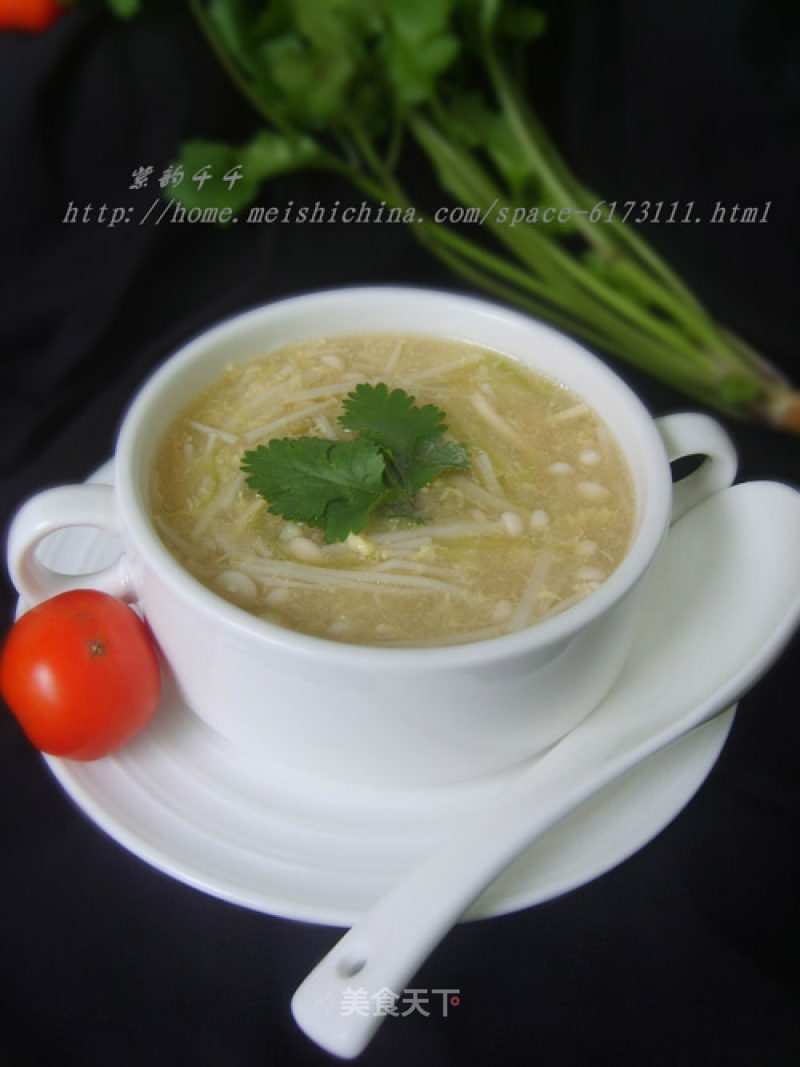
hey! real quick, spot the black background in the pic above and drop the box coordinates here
[1,3,798,1065]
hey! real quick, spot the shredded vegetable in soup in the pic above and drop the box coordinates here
[150,334,635,646]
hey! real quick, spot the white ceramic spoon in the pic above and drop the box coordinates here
[292,480,800,1060]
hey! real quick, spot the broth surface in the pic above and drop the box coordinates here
[150,335,635,645]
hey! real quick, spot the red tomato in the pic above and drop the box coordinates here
[0,0,63,32]
[0,589,161,760]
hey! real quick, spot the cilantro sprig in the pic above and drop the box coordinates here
[95,1,800,430]
[241,383,469,542]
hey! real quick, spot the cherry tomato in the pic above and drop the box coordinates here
[0,589,161,760]
[0,0,63,32]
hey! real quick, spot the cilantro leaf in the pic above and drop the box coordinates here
[171,131,322,215]
[412,436,471,490]
[339,383,468,495]
[242,382,469,541]
[241,436,387,543]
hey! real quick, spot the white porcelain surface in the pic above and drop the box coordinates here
[292,480,800,1059]
[30,462,785,927]
[7,289,738,787]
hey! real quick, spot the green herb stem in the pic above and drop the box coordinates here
[481,34,741,357]
[480,33,616,257]
[410,115,732,376]
[188,0,271,127]
[484,43,705,308]
[178,0,799,432]
[349,117,757,407]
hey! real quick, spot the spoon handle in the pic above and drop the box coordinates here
[291,709,724,1060]
[292,481,800,1059]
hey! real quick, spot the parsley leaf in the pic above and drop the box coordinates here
[104,0,794,427]
[241,436,387,543]
[241,382,469,542]
[340,383,469,495]
[412,436,472,489]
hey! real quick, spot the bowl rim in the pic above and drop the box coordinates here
[115,285,672,668]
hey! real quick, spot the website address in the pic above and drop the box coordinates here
[61,197,774,229]
[245,197,773,227]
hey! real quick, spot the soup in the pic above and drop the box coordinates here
[149,334,635,646]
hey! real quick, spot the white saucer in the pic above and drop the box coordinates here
[37,462,734,928]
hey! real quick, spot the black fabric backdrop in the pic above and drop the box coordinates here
[1,3,798,1065]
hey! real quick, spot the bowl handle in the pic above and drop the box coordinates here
[6,483,136,606]
[655,413,737,523]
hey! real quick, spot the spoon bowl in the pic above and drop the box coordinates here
[291,480,800,1059]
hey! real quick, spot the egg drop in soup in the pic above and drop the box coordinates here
[150,334,635,646]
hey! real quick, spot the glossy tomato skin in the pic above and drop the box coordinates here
[0,590,161,760]
[0,0,64,32]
